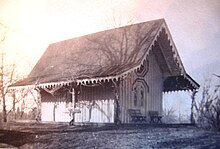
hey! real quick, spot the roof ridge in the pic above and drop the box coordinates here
[49,18,165,46]
[12,18,168,87]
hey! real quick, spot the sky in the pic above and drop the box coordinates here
[0,0,220,117]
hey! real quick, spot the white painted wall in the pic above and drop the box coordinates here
[74,99,114,123]
[41,102,72,122]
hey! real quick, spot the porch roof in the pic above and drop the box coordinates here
[164,74,200,92]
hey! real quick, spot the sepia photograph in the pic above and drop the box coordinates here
[0,0,220,148]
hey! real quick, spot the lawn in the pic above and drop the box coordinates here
[0,122,220,149]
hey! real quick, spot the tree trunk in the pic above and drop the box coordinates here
[114,98,120,125]
[2,96,7,122]
[113,81,121,125]
[1,61,7,122]
[12,92,16,112]
[190,90,197,124]
[53,103,57,122]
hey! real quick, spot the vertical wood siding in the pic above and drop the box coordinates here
[41,102,72,122]
[40,87,73,122]
[120,51,163,123]
[74,84,115,123]
[74,100,114,123]
[40,51,163,124]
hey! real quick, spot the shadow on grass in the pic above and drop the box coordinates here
[0,123,202,148]
[0,130,35,147]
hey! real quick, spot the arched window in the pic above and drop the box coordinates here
[132,79,149,108]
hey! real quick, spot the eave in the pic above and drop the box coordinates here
[163,73,200,92]
[10,19,199,92]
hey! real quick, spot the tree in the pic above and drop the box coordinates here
[195,76,220,131]
[0,46,16,122]
[8,87,39,120]
[163,107,178,123]
[190,90,198,124]
[0,22,20,122]
[0,23,10,122]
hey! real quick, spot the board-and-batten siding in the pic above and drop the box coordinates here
[147,52,163,115]
[41,102,72,122]
[40,88,73,122]
[74,84,115,123]
[74,100,114,123]
[120,52,163,123]
[40,52,163,123]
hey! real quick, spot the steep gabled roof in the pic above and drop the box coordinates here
[12,19,199,91]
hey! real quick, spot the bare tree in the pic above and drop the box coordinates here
[0,55,20,122]
[29,88,41,121]
[0,23,12,122]
[190,90,198,124]
[0,22,23,122]
[112,80,121,124]
[195,76,220,131]
[163,107,178,123]
[7,87,38,120]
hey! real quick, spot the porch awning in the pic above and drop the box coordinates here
[163,73,200,92]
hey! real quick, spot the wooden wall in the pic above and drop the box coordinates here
[77,83,115,101]
[41,102,72,122]
[40,51,163,123]
[74,83,115,123]
[40,87,73,122]
[40,87,72,102]
[119,51,163,123]
[40,83,115,123]
[74,99,114,123]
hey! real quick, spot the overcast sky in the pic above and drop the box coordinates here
[1,0,219,81]
[1,0,220,115]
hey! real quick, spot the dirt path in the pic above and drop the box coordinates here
[0,122,220,149]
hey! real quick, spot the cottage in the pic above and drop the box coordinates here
[12,19,199,124]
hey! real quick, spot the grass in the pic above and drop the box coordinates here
[0,122,220,149]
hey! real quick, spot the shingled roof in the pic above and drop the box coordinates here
[12,18,199,91]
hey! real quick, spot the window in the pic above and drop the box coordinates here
[132,78,149,107]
